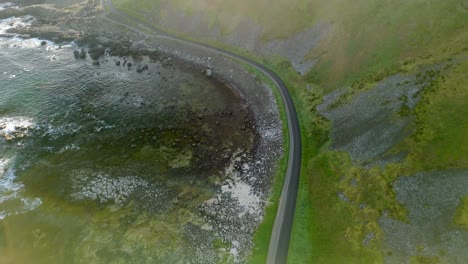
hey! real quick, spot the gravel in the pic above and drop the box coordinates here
[380,169,468,264]
[318,72,430,165]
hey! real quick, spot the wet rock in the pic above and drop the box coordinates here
[92,61,100,66]
[115,60,120,66]
[73,50,80,58]
[41,41,47,46]
[127,62,133,68]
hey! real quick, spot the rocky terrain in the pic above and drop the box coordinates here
[316,56,468,263]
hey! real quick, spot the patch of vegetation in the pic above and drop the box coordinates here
[454,197,468,230]
[410,255,440,264]
[398,95,411,117]
[401,55,468,172]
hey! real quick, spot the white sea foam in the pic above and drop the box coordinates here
[0,159,42,220]
[0,15,72,50]
[0,15,34,34]
[0,116,34,138]
[0,2,16,11]
[57,144,81,153]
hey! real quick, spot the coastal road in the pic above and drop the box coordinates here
[102,1,302,263]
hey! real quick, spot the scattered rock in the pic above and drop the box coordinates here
[205,68,213,77]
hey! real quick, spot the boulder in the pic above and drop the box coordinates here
[79,49,86,59]
[88,45,105,60]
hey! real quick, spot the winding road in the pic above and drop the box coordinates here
[102,1,302,263]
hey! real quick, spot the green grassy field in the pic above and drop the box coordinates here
[109,0,468,263]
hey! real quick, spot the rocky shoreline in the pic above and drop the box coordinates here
[0,0,284,262]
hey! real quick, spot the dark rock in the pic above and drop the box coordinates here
[73,50,80,58]
[41,41,47,46]
[92,61,100,66]
[88,45,105,60]
[127,62,132,68]
[79,49,86,59]
[115,60,120,66]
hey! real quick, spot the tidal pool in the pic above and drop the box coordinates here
[0,34,258,263]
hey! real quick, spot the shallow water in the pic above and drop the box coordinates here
[0,18,256,263]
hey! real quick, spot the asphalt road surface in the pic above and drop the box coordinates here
[102,1,302,262]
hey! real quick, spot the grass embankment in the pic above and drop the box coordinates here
[109,0,467,263]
